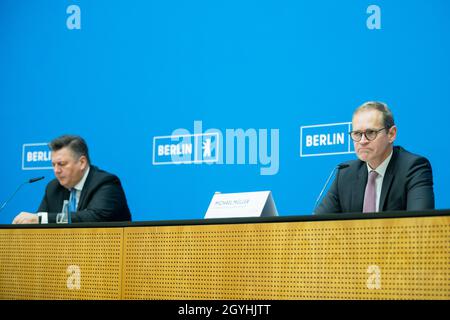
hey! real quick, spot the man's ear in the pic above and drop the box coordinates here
[388,126,397,144]
[79,155,88,170]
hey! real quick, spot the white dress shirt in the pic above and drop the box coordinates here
[366,151,393,212]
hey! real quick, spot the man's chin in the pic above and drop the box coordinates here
[357,153,371,162]
[57,179,69,188]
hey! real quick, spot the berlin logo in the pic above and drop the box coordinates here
[153,121,279,176]
[300,122,355,157]
[153,132,219,165]
[22,143,52,170]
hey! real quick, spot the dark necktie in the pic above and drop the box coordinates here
[363,170,378,213]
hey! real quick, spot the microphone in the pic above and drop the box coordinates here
[28,176,45,183]
[313,164,349,212]
[0,176,45,213]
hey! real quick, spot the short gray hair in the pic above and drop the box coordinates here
[353,101,395,129]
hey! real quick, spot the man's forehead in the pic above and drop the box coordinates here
[353,110,383,126]
[51,147,76,161]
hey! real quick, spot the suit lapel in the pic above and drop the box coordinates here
[77,167,94,210]
[60,187,70,211]
[379,148,398,211]
[352,163,367,212]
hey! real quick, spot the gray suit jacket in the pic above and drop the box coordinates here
[314,146,435,214]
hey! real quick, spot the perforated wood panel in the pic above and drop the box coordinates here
[123,216,450,299]
[0,228,123,299]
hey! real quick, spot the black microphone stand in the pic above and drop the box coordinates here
[0,177,45,213]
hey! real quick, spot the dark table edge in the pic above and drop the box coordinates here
[1,209,449,229]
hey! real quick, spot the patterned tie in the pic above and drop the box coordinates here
[68,188,77,223]
[363,170,378,213]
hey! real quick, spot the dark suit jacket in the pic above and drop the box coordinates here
[315,146,435,214]
[38,166,132,223]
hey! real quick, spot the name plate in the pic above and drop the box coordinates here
[204,191,278,219]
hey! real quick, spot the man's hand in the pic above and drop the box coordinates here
[12,212,39,224]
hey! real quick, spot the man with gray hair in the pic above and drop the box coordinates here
[13,135,131,223]
[315,101,435,214]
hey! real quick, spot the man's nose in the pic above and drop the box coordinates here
[359,134,370,144]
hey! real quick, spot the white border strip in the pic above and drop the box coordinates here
[300,122,354,157]
[22,143,53,170]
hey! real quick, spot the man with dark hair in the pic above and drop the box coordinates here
[13,135,132,224]
[314,101,435,214]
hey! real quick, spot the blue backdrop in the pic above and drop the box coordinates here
[1,0,449,224]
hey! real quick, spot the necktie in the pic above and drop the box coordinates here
[68,188,77,223]
[363,170,378,213]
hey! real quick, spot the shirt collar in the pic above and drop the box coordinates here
[72,166,90,192]
[367,150,393,178]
